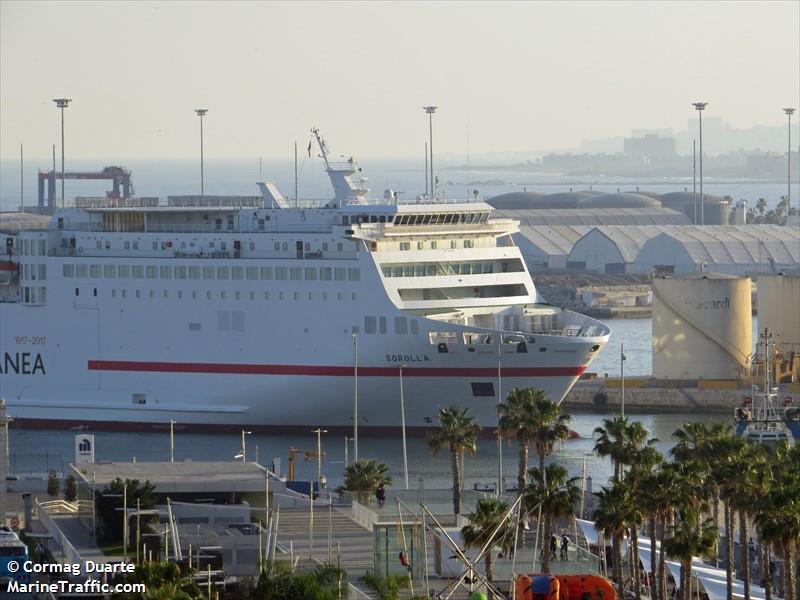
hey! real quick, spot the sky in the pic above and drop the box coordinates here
[1,1,798,161]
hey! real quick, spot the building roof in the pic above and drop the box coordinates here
[493,207,690,226]
[517,225,591,256]
[571,225,670,263]
[0,212,50,234]
[639,225,799,267]
[580,192,661,208]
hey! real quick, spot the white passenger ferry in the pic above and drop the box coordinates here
[0,132,610,433]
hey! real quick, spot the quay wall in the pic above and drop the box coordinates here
[563,381,799,413]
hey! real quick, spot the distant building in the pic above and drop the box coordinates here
[623,134,677,159]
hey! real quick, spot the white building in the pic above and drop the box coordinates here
[566,226,668,273]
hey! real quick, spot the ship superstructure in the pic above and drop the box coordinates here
[0,134,610,432]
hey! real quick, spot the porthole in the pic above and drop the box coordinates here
[539,347,547,352]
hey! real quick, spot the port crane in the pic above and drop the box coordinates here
[287,447,324,481]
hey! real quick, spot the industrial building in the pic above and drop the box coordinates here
[652,273,752,380]
[493,207,691,226]
[566,226,669,273]
[513,225,590,269]
[633,225,800,275]
[757,273,800,382]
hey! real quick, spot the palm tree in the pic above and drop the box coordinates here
[756,198,767,217]
[428,405,481,515]
[498,387,571,496]
[627,445,663,600]
[663,511,718,600]
[524,464,581,574]
[343,459,392,505]
[461,498,512,583]
[593,416,629,481]
[594,480,634,599]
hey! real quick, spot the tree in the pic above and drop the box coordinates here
[756,198,767,217]
[461,498,512,582]
[63,474,78,502]
[428,405,480,515]
[94,478,156,544]
[593,480,633,598]
[593,417,629,481]
[498,388,571,496]
[343,459,392,505]
[524,464,581,574]
[47,471,60,498]
[663,511,717,600]
[110,561,200,600]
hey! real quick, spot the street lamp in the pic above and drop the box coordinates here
[52,98,71,208]
[352,331,359,463]
[423,106,437,198]
[312,428,328,486]
[238,430,252,462]
[195,108,208,197]
[169,420,175,463]
[620,343,627,418]
[398,365,409,490]
[784,108,795,215]
[692,102,708,225]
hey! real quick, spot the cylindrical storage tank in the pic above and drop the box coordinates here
[757,273,800,356]
[652,273,752,379]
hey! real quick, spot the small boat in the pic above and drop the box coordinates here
[734,329,796,448]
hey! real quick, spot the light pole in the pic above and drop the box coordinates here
[195,108,208,197]
[240,430,252,462]
[620,343,627,418]
[312,428,327,486]
[399,365,409,490]
[423,106,437,198]
[692,102,708,225]
[352,332,359,463]
[169,420,175,463]
[693,139,697,224]
[784,108,795,215]
[52,98,71,208]
[497,339,503,497]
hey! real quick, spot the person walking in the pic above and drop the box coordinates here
[376,484,386,508]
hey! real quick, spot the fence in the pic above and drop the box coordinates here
[35,498,83,573]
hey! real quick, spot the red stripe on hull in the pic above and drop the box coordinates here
[87,360,586,378]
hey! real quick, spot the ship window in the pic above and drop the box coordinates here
[220,291,226,299]
[163,290,169,299]
[94,288,98,297]
[382,267,391,277]
[483,263,493,273]
[218,310,230,331]
[177,290,182,299]
[189,322,201,331]
[305,268,317,280]
[38,286,46,302]
[132,265,143,279]
[274,242,280,251]
[348,268,360,281]
[399,242,410,251]
[206,291,212,299]
[203,266,215,279]
[152,241,158,250]
[471,382,495,397]
[305,242,311,251]
[38,264,46,280]
[188,266,200,279]
[260,267,273,280]
[417,241,424,250]
[63,264,74,277]
[430,241,437,249]
[118,265,130,278]
[249,291,255,300]
[320,267,332,281]
[323,292,328,300]
[96,241,102,250]
[465,239,474,248]
[160,266,172,279]
[290,267,302,280]
[279,292,284,300]
[235,291,240,300]
[403,266,414,277]
[264,292,270,300]
[275,267,287,280]
[192,291,197,300]
[379,317,387,334]
[450,240,457,249]
[352,292,357,300]
[249,241,256,251]
[246,267,258,280]
[334,268,346,281]
[90,264,100,278]
[217,266,229,279]
[175,266,186,279]
[410,319,418,334]
[444,214,454,224]
[293,291,299,300]
[136,290,141,298]
[232,267,243,280]
[146,266,156,279]
[364,317,377,333]
[394,317,408,334]
[337,243,343,251]
[133,241,138,249]
[322,243,328,251]
[426,264,436,276]
[148,290,153,299]
[77,264,88,278]
[111,289,117,298]
[75,287,79,297]
[337,292,342,301]
[308,292,313,300]
[415,265,425,276]
[282,242,288,251]
[392,267,403,277]
[124,241,130,249]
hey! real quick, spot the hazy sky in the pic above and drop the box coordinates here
[1,1,798,160]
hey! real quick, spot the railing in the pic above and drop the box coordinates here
[350,500,378,531]
[35,498,83,571]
